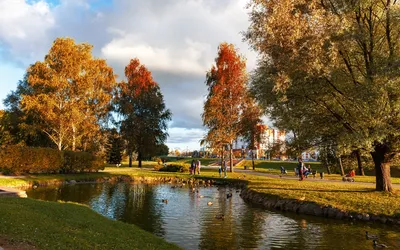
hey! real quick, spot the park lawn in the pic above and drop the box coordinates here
[246,177,400,218]
[106,161,159,169]
[238,160,324,173]
[176,158,218,166]
[239,160,400,184]
[0,172,113,187]
[0,198,180,250]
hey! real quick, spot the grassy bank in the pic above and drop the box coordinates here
[0,198,180,250]
[246,177,400,218]
[238,160,400,184]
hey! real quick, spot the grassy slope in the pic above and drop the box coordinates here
[0,198,180,250]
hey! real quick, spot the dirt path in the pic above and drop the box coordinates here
[0,237,36,250]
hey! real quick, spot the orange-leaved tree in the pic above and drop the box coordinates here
[22,37,116,151]
[202,43,248,172]
[116,58,171,168]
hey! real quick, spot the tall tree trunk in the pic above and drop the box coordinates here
[338,156,345,176]
[229,143,233,173]
[128,150,133,168]
[355,150,365,176]
[252,148,255,170]
[371,143,393,192]
[138,151,142,168]
[324,161,331,174]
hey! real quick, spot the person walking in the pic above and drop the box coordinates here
[190,159,195,175]
[197,159,201,175]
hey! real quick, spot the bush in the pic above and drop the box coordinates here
[0,146,62,175]
[159,163,189,172]
[0,146,104,175]
[62,151,104,173]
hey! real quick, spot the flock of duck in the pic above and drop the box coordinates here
[366,231,388,248]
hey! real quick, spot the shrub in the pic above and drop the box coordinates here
[0,146,104,175]
[62,151,104,173]
[0,146,62,175]
[159,163,189,172]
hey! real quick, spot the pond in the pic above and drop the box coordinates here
[27,182,399,250]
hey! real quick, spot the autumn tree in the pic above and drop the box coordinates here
[245,0,400,191]
[240,97,263,170]
[21,37,116,151]
[0,75,54,148]
[116,58,171,168]
[202,43,248,172]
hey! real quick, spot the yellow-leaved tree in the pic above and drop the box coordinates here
[22,38,116,151]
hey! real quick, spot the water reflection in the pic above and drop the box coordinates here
[27,183,400,250]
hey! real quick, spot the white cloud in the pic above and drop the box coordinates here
[102,37,211,75]
[0,0,54,63]
[166,127,206,150]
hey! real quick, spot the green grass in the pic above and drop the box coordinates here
[246,177,400,218]
[237,160,400,184]
[0,198,180,250]
[175,158,218,166]
[239,160,323,171]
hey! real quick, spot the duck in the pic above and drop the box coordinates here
[207,201,213,206]
[161,199,168,204]
[215,214,225,220]
[366,231,379,240]
[373,240,388,248]
[226,193,233,199]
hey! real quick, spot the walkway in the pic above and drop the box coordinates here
[0,175,28,197]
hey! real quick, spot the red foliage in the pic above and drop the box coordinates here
[124,58,156,97]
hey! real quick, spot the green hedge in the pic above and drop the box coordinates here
[0,146,104,175]
[159,163,189,172]
[61,151,104,173]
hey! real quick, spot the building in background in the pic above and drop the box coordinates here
[233,125,287,160]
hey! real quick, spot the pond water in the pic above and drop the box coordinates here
[27,183,399,250]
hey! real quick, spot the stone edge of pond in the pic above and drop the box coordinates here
[240,188,400,226]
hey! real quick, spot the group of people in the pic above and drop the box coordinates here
[297,159,313,180]
[190,159,201,175]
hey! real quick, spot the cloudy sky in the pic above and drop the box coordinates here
[0,0,258,151]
